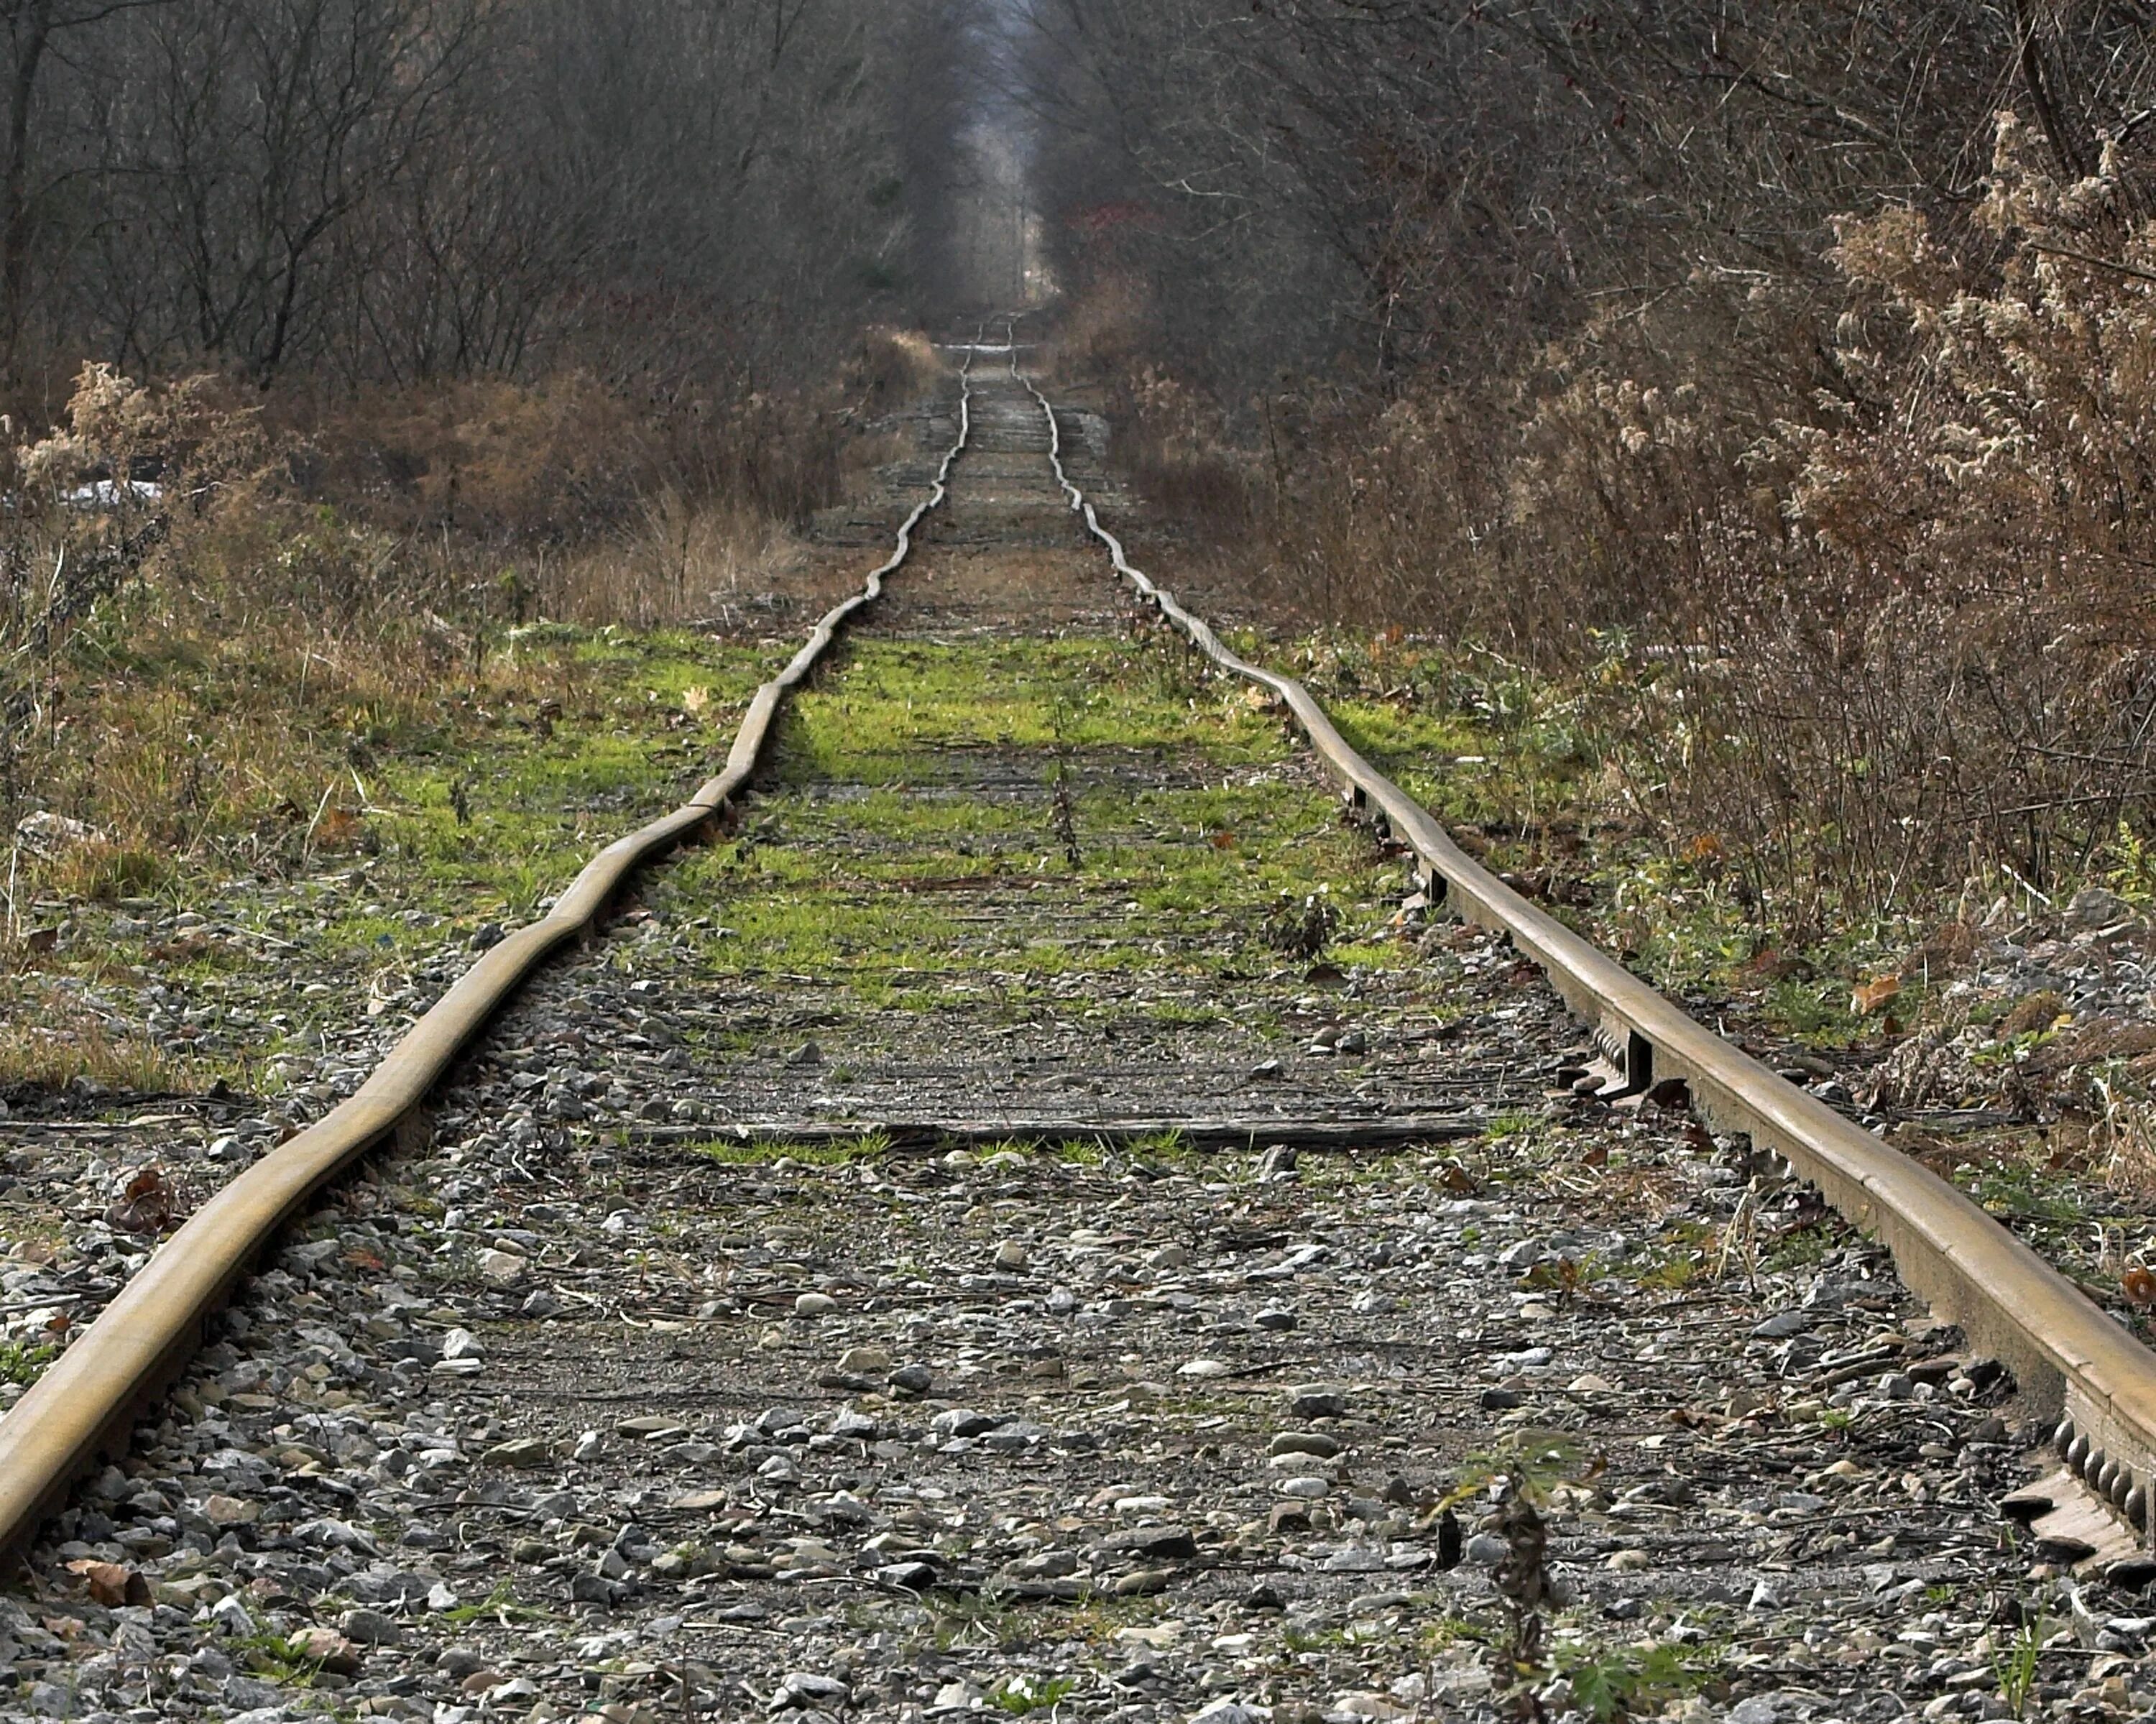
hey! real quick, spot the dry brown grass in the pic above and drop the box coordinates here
[0,982,186,1095]
[539,497,807,628]
[1091,123,2156,934]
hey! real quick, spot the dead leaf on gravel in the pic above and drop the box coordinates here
[2124,1265,2156,1309]
[65,1559,145,1607]
[105,1166,175,1234]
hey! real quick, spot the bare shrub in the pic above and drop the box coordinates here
[538,498,803,630]
[1099,115,2156,931]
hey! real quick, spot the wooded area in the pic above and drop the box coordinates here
[1019,1,2156,921]
[10,1,2156,926]
[0,0,978,402]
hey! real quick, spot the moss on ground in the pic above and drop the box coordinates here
[650,633,1415,1010]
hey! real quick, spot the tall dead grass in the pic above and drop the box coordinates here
[0,326,947,920]
[1092,116,2156,934]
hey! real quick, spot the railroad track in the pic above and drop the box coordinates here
[2,334,2155,1721]
[1002,352,2156,1536]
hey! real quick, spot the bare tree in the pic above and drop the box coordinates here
[2,0,982,397]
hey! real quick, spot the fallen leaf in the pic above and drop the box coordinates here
[1207,831,1237,850]
[1851,974,1901,1015]
[2124,1265,2156,1309]
[1743,948,1814,982]
[65,1559,144,1607]
[105,1166,175,1235]
[310,806,364,849]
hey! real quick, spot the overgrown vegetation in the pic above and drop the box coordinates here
[1022,4,2156,941]
[0,356,906,1090]
[0,344,940,880]
[0,1,995,1097]
[658,633,1419,1009]
[0,1339,59,1386]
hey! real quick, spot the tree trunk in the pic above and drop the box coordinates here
[0,3,52,376]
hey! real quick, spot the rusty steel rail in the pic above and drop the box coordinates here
[1013,349,2156,1539]
[0,346,984,1560]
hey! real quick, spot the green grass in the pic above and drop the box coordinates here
[990,1674,1077,1715]
[5,617,778,1094]
[434,1582,553,1626]
[0,1340,59,1386]
[924,1588,1036,1651]
[236,1631,328,1688]
[1555,1637,1728,1723]
[645,633,1420,1007]
[693,1130,895,1167]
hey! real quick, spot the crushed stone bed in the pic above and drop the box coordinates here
[3,372,2150,1724]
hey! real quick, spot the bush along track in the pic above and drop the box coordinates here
[0,349,2150,1724]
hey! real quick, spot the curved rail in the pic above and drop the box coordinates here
[0,345,984,1559]
[1011,346,2156,1539]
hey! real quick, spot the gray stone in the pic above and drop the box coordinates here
[929,1408,1000,1439]
[337,1608,402,1646]
[776,1672,852,1709]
